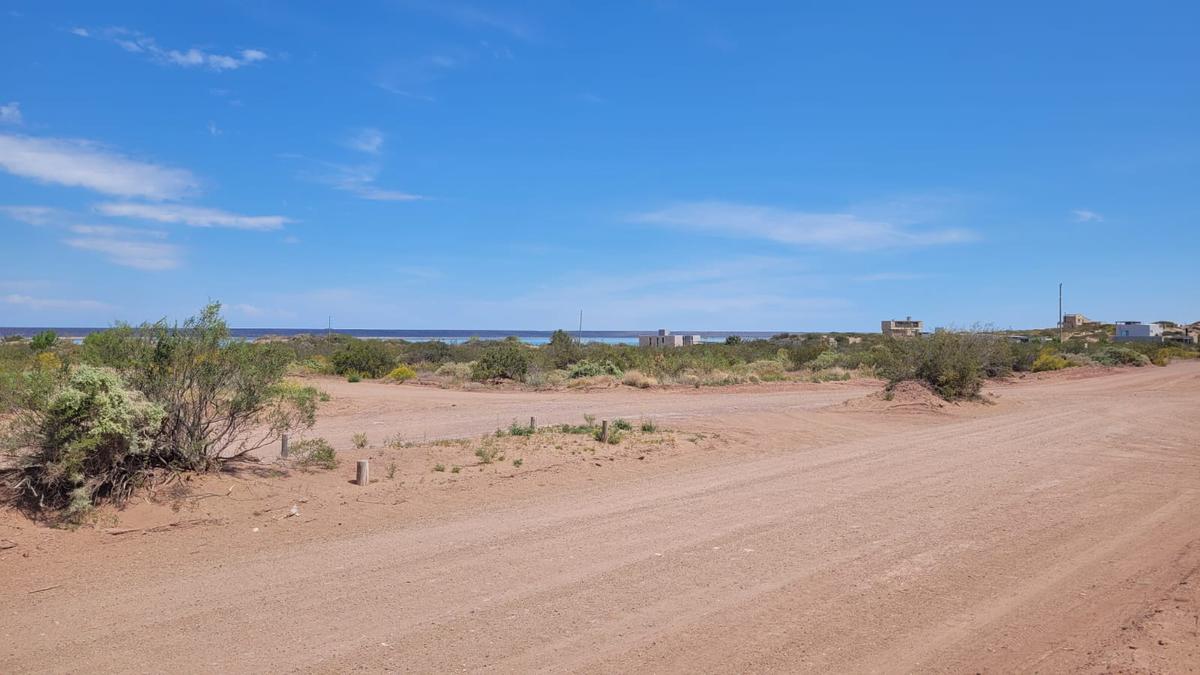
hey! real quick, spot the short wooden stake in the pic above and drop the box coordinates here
[356,459,369,486]
[280,434,289,459]
[530,416,536,431]
[600,420,609,443]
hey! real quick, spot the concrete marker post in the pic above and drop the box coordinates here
[530,416,536,432]
[600,420,609,443]
[281,434,289,459]
[356,459,369,486]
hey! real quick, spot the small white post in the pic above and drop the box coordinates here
[356,459,369,486]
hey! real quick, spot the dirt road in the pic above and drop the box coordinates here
[2,364,1199,673]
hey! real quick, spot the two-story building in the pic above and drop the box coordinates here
[881,317,923,338]
[639,329,702,347]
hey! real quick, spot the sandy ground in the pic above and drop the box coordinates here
[2,363,1200,673]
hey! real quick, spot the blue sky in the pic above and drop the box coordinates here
[1,2,1197,331]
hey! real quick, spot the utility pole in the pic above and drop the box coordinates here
[577,309,583,343]
[1058,282,1063,343]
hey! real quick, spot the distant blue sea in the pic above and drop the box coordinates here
[0,327,783,346]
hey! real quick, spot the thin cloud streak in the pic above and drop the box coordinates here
[0,134,198,200]
[96,202,291,230]
[64,235,182,271]
[2,293,113,311]
[632,201,974,250]
[74,27,269,71]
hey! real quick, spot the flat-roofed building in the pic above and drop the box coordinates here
[1113,321,1163,342]
[881,317,923,338]
[639,329,702,347]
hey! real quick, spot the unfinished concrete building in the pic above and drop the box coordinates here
[639,329,702,348]
[881,317,923,338]
[1062,313,1090,330]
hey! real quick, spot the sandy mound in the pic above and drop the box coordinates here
[839,380,948,413]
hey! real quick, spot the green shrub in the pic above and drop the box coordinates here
[352,432,368,449]
[433,463,446,472]
[507,419,534,436]
[878,331,1009,401]
[30,330,58,353]
[294,438,338,470]
[331,339,394,378]
[640,419,658,433]
[1092,346,1151,367]
[807,351,840,371]
[545,329,583,369]
[512,458,523,467]
[475,445,499,464]
[386,364,417,382]
[346,371,362,383]
[567,359,623,379]
[11,366,164,518]
[613,419,632,431]
[471,341,530,381]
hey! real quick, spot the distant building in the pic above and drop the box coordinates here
[881,317,923,338]
[639,329,702,348]
[1113,321,1163,342]
[1062,313,1090,330]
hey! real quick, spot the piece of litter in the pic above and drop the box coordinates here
[252,527,259,533]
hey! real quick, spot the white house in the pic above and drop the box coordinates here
[1113,321,1163,342]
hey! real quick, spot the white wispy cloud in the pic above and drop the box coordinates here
[318,163,425,201]
[229,303,296,320]
[0,102,22,125]
[1072,209,1103,223]
[853,272,929,282]
[1,294,113,311]
[0,205,63,226]
[501,256,844,329]
[64,233,181,271]
[0,134,198,200]
[207,121,222,137]
[631,201,973,250]
[404,1,534,40]
[75,27,269,71]
[95,202,291,230]
[345,127,385,154]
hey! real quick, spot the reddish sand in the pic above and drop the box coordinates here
[2,363,1199,673]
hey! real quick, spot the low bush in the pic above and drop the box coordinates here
[613,419,632,431]
[331,339,394,378]
[471,340,530,381]
[352,432,368,449]
[1092,346,1150,367]
[435,361,472,381]
[386,364,417,382]
[621,369,656,388]
[294,438,338,470]
[567,359,623,379]
[878,331,1010,401]
[9,366,164,519]
[1032,349,1072,372]
[640,419,658,433]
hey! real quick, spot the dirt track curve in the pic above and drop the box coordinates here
[2,363,1199,673]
